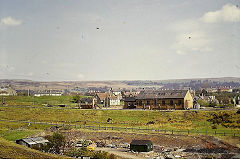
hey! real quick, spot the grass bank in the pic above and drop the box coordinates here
[0,107,239,134]
[0,137,69,158]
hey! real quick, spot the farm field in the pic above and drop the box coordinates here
[0,97,240,158]
[0,106,239,136]
[0,95,84,107]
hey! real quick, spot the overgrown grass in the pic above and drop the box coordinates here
[0,107,239,134]
[0,137,70,158]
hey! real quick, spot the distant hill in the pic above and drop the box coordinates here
[0,77,240,90]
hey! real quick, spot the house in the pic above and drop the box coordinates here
[95,92,120,107]
[109,95,120,105]
[130,140,153,152]
[15,137,49,148]
[123,96,136,109]
[112,89,122,96]
[80,97,97,109]
[95,93,109,107]
[218,87,233,93]
[0,86,17,96]
[198,95,219,104]
[125,90,193,110]
[34,90,63,97]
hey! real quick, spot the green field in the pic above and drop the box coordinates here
[0,95,239,149]
[0,106,239,136]
[0,97,240,158]
[0,95,85,107]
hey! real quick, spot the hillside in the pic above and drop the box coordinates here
[0,137,70,159]
[1,77,240,90]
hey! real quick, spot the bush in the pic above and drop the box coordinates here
[44,132,65,154]
[207,112,240,128]
[72,95,81,103]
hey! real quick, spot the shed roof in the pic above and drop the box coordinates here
[137,90,188,99]
[131,140,152,145]
[18,137,49,145]
[124,97,136,102]
[80,97,93,103]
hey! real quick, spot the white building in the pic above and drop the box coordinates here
[34,90,63,97]
[0,87,17,96]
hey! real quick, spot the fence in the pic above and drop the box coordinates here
[0,119,239,137]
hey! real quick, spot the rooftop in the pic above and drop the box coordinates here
[137,90,188,99]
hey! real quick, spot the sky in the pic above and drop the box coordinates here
[0,0,240,81]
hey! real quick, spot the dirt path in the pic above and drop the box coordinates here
[95,147,146,159]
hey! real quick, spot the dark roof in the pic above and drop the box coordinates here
[80,97,93,103]
[131,140,152,145]
[136,90,188,99]
[124,97,136,102]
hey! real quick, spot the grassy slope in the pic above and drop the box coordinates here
[0,107,239,134]
[1,95,83,107]
[0,137,69,159]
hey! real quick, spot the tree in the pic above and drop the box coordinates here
[222,95,230,106]
[72,95,81,103]
[45,132,65,154]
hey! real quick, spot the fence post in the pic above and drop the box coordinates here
[188,130,189,135]
[233,133,235,137]
[172,130,173,135]
[224,132,226,136]
[214,131,216,135]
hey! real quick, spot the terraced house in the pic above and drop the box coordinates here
[124,90,193,110]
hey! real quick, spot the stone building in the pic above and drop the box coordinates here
[124,90,193,110]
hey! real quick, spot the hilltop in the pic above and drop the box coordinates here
[1,77,240,90]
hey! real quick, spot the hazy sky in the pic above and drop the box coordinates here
[0,0,240,81]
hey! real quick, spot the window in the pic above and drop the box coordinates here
[162,100,165,105]
[170,100,174,106]
[139,100,142,106]
[178,100,182,105]
[147,100,150,105]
